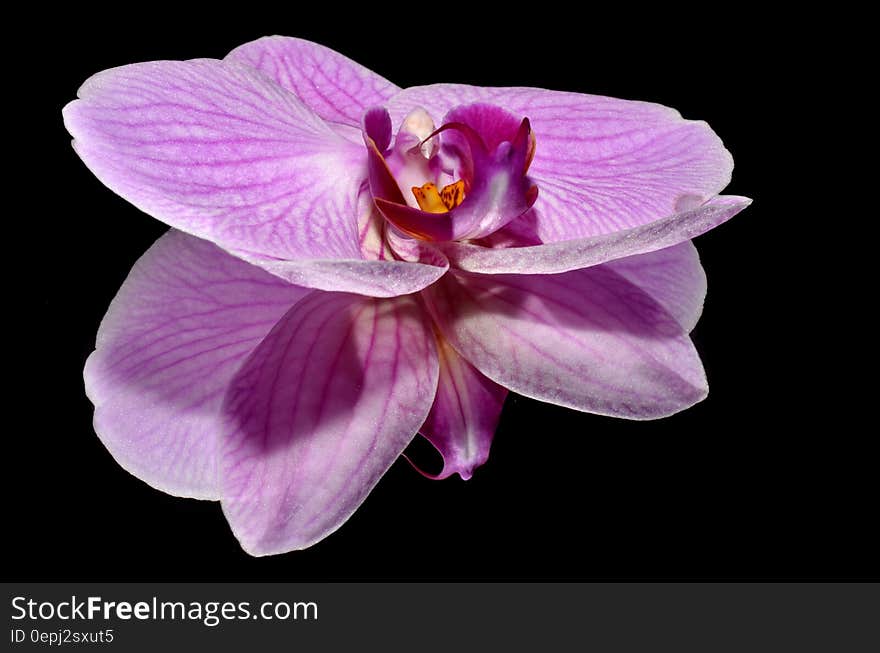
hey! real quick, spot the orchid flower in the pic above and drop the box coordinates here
[63,36,750,555]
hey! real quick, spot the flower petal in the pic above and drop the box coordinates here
[225,182,450,296]
[418,337,507,480]
[604,241,706,332]
[356,181,392,261]
[388,85,735,241]
[423,269,707,420]
[220,292,439,555]
[443,102,526,155]
[436,195,750,275]
[63,59,366,264]
[84,230,308,499]
[226,36,399,129]
[226,249,450,298]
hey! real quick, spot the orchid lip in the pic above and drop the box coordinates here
[363,105,539,243]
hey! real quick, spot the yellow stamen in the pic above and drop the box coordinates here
[412,180,466,213]
[411,183,446,213]
[440,180,466,210]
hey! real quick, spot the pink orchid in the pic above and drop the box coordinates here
[63,36,750,555]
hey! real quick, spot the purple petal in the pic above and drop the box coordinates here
[388,85,736,241]
[63,59,366,263]
[475,209,543,248]
[226,248,449,298]
[220,292,439,555]
[443,102,527,154]
[373,198,456,241]
[226,36,399,129]
[356,181,391,261]
[418,337,507,480]
[221,181,449,296]
[604,241,706,332]
[436,195,750,274]
[363,106,393,153]
[84,230,307,499]
[423,269,707,420]
[364,117,408,206]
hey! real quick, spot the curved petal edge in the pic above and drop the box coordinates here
[84,230,308,499]
[220,292,439,555]
[437,196,750,275]
[423,268,708,420]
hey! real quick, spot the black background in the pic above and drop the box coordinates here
[12,10,872,580]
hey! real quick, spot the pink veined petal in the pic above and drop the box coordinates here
[226,36,400,130]
[84,230,308,499]
[417,336,507,480]
[604,241,706,333]
[220,169,450,294]
[224,245,450,298]
[220,292,439,555]
[436,195,750,275]
[387,85,737,241]
[356,180,391,261]
[423,268,707,420]
[63,59,366,265]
